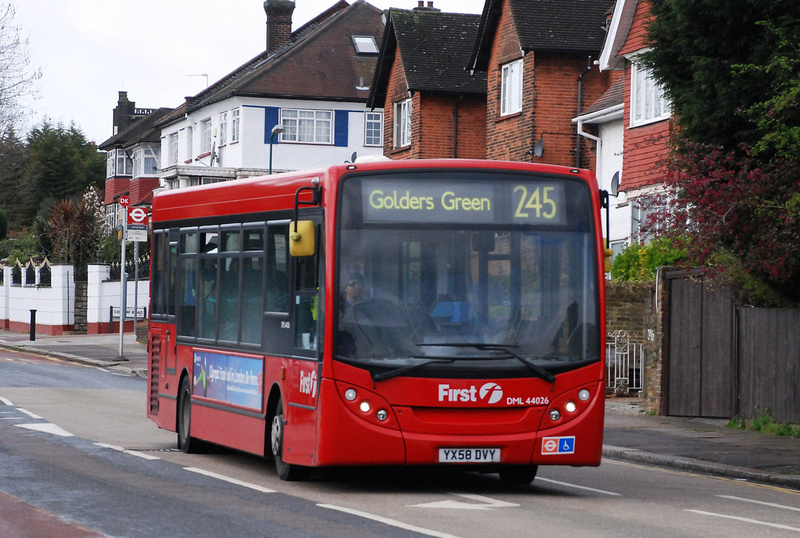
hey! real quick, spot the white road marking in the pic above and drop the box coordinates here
[94,442,161,460]
[411,492,519,510]
[536,477,622,496]
[0,396,14,406]
[183,467,276,493]
[717,495,800,513]
[16,422,73,437]
[319,504,460,538]
[18,408,42,419]
[685,509,800,532]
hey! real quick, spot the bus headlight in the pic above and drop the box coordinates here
[376,409,388,421]
[344,388,357,401]
[579,389,591,401]
[565,401,577,413]
[549,409,561,421]
[359,400,371,413]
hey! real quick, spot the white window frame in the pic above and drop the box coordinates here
[132,147,160,178]
[219,111,228,146]
[630,61,670,127]
[500,59,523,116]
[280,108,333,145]
[393,99,412,148]
[364,111,383,146]
[231,109,240,143]
[353,35,379,54]
[169,132,179,166]
[201,119,212,153]
[185,127,193,162]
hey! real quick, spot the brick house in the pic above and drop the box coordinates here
[598,0,673,250]
[99,0,387,224]
[98,91,172,228]
[155,0,386,191]
[367,2,486,159]
[468,0,615,168]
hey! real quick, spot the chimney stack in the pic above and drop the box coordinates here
[414,1,440,12]
[264,0,295,54]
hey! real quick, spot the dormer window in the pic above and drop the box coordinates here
[353,35,379,54]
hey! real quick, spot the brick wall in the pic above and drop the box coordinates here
[606,279,662,411]
[484,0,610,168]
[104,177,130,204]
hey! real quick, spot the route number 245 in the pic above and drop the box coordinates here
[513,185,557,220]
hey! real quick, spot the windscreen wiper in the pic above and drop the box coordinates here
[371,357,455,382]
[417,343,556,384]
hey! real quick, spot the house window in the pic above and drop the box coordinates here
[201,119,212,153]
[631,62,670,126]
[169,133,179,165]
[393,99,412,148]
[501,59,523,116]
[365,111,383,146]
[280,109,333,144]
[219,112,228,146]
[107,149,132,178]
[185,127,193,161]
[133,147,160,177]
[231,109,240,142]
[353,35,379,54]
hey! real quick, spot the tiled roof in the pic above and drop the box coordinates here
[582,75,624,116]
[158,1,384,129]
[368,9,485,108]
[470,0,613,71]
[98,108,173,150]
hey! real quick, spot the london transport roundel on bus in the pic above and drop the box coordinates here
[128,207,148,224]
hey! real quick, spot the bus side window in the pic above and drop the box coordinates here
[178,231,199,337]
[294,223,320,351]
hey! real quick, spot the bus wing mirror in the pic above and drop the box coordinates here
[290,220,316,257]
[604,246,613,273]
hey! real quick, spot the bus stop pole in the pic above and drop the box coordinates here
[118,207,127,360]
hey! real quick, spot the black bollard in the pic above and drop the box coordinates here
[29,309,37,341]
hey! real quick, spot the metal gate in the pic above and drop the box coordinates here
[606,330,644,394]
[663,271,735,417]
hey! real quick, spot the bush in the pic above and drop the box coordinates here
[611,237,687,281]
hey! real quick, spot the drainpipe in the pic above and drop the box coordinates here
[576,56,593,167]
[452,95,463,158]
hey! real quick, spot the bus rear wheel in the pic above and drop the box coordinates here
[177,376,201,453]
[498,465,538,485]
[270,396,311,481]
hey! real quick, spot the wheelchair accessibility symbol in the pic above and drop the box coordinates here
[541,436,575,455]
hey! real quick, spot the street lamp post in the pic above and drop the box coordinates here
[269,124,284,174]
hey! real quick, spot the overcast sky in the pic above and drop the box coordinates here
[14,0,486,145]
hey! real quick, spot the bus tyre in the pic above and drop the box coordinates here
[498,465,538,485]
[271,396,311,481]
[177,376,201,453]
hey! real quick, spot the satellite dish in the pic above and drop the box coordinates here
[610,171,620,197]
[533,139,544,158]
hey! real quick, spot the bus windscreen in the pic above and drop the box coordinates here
[337,170,600,379]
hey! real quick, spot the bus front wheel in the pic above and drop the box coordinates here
[498,465,538,485]
[270,396,311,481]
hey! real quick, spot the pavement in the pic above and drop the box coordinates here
[1,329,798,491]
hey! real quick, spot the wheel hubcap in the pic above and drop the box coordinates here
[271,415,282,457]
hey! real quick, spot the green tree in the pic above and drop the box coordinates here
[641,0,800,304]
[21,120,105,226]
[0,127,27,228]
[641,0,799,150]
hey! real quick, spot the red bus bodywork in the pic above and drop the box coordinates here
[147,159,606,477]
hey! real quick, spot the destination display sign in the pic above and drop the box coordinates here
[361,178,567,225]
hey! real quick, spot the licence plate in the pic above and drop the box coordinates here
[438,448,501,463]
